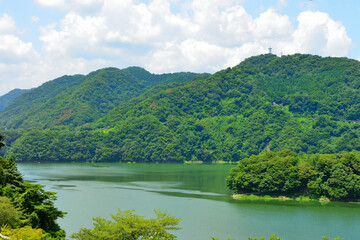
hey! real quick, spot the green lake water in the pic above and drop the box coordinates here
[18,163,360,240]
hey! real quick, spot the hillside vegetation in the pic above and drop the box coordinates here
[0,67,204,129]
[2,54,360,163]
[0,89,29,111]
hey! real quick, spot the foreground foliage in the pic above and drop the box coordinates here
[226,150,360,200]
[1,226,47,240]
[70,209,181,240]
[0,134,65,239]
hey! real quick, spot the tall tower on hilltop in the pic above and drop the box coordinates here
[268,47,272,54]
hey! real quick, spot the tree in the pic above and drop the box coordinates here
[71,209,181,240]
[0,196,22,228]
[1,226,47,240]
[0,133,66,238]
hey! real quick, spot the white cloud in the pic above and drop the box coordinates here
[0,14,16,34]
[0,35,37,61]
[36,1,352,72]
[0,14,38,63]
[34,0,65,8]
[34,0,105,13]
[145,40,226,73]
[0,55,112,95]
[39,12,113,58]
[145,39,265,73]
[0,1,354,96]
[66,0,105,13]
[292,11,351,56]
[253,9,293,40]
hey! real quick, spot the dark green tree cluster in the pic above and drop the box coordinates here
[0,134,66,238]
[226,150,360,200]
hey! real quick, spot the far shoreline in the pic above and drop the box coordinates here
[231,193,360,203]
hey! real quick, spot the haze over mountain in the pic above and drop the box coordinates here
[2,54,360,163]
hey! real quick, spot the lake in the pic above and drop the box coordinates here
[18,163,360,240]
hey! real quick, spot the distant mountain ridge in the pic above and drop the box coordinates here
[3,54,360,163]
[0,89,29,111]
[0,67,206,129]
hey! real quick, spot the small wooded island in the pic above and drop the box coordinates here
[226,149,360,201]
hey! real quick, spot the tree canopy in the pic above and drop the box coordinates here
[226,150,360,200]
[0,133,66,238]
[70,209,181,240]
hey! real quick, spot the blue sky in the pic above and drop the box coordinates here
[0,0,359,95]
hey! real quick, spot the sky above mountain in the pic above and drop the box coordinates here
[0,0,358,95]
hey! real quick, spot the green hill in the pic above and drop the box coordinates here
[3,54,360,163]
[0,74,85,128]
[0,67,204,129]
[0,89,29,111]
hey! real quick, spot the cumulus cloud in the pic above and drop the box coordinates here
[34,0,65,8]
[34,0,105,13]
[0,14,16,34]
[0,14,38,63]
[145,40,266,73]
[253,9,293,40]
[39,12,110,57]
[0,35,37,62]
[292,11,352,56]
[0,0,354,95]
[0,14,40,95]
[38,1,351,73]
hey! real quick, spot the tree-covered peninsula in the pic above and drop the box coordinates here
[226,150,360,201]
[2,54,360,163]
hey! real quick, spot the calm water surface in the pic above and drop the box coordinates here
[18,163,360,240]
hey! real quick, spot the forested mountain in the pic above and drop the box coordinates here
[0,67,204,129]
[0,74,85,128]
[0,89,29,111]
[3,54,360,163]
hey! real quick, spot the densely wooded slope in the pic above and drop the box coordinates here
[2,54,360,163]
[0,67,204,129]
[0,89,29,111]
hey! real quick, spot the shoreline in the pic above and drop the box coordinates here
[232,194,331,203]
